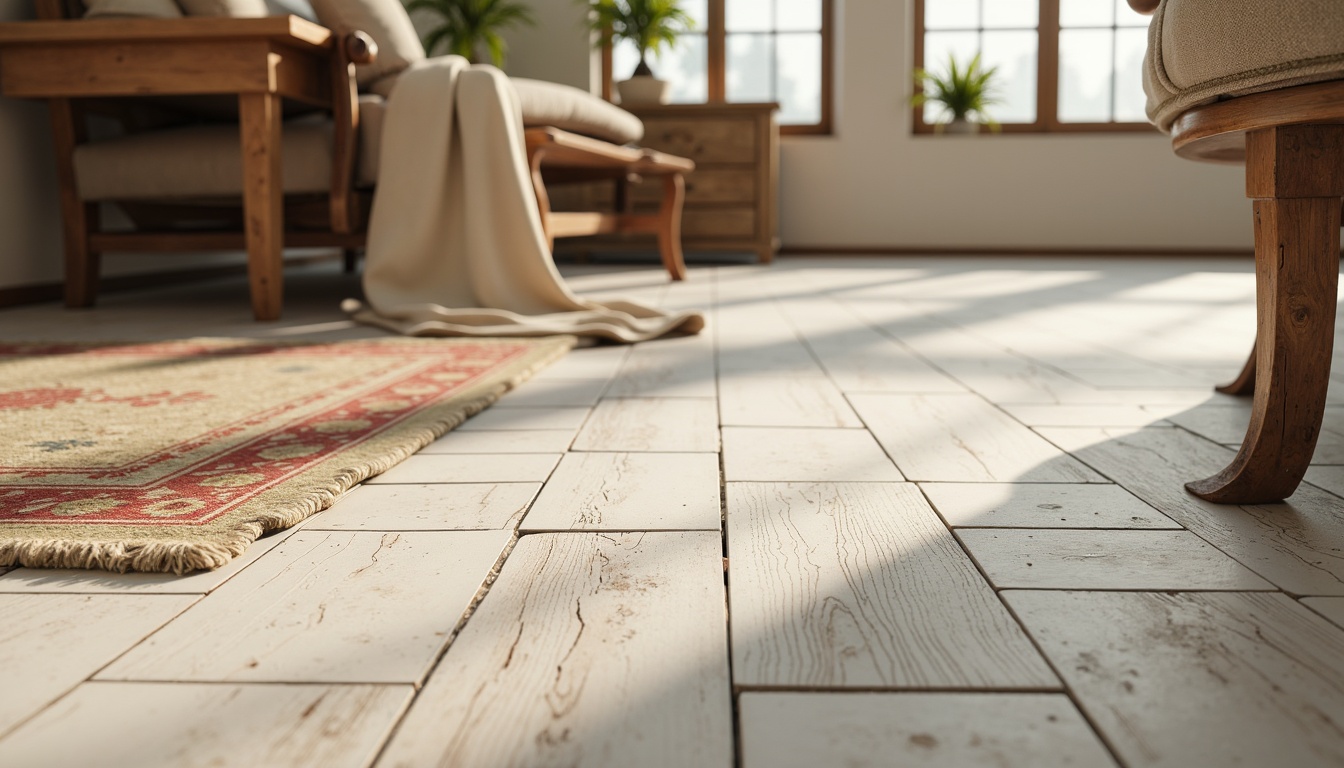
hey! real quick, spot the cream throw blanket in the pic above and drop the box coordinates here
[344,57,705,342]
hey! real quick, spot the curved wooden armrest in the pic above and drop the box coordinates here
[345,29,377,65]
[1127,0,1159,14]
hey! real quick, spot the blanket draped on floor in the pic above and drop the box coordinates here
[345,57,705,343]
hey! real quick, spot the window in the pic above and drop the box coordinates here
[601,0,834,134]
[914,0,1153,132]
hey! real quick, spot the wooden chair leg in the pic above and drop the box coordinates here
[48,98,99,308]
[1186,125,1343,503]
[657,173,687,281]
[528,148,555,251]
[239,92,285,321]
[342,248,359,274]
[1216,337,1256,396]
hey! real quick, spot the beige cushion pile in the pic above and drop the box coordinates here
[83,0,268,17]
[1144,0,1344,131]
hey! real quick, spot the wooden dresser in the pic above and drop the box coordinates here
[556,102,779,264]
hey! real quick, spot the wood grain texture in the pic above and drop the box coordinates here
[718,375,862,427]
[606,336,716,398]
[458,406,592,431]
[1041,427,1344,595]
[365,453,560,484]
[521,452,721,531]
[573,398,720,452]
[1305,465,1344,498]
[921,483,1179,529]
[239,91,285,321]
[722,427,904,482]
[999,403,1168,427]
[98,531,511,683]
[786,305,964,393]
[1300,597,1344,629]
[495,378,609,408]
[957,529,1275,591]
[376,533,734,768]
[851,394,1105,482]
[310,483,540,531]
[419,429,576,454]
[1166,404,1344,464]
[0,594,196,737]
[739,693,1117,768]
[1006,590,1344,767]
[727,483,1057,689]
[0,682,410,768]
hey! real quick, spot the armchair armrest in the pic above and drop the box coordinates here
[330,30,377,234]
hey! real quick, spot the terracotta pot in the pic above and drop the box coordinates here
[617,75,671,105]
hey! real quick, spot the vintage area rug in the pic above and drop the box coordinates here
[0,337,572,574]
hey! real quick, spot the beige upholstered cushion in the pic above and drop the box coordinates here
[83,0,182,18]
[73,96,385,201]
[178,0,268,15]
[308,0,424,89]
[371,71,644,145]
[1144,0,1344,131]
[513,78,644,145]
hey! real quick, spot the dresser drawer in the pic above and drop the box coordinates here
[682,207,757,239]
[630,169,756,205]
[640,118,757,164]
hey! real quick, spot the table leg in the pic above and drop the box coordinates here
[657,173,687,281]
[1186,126,1343,503]
[239,92,284,321]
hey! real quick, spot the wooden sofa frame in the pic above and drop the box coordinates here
[0,0,692,320]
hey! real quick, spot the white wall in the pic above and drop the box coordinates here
[501,0,1251,252]
[778,1,1249,251]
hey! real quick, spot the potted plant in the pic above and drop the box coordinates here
[911,52,1001,134]
[587,0,694,105]
[405,0,536,67]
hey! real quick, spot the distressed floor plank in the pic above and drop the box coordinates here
[419,429,576,454]
[0,682,411,768]
[98,531,511,683]
[521,452,721,531]
[727,482,1056,689]
[1006,590,1344,767]
[921,483,1179,529]
[365,453,560,484]
[1040,427,1344,595]
[0,594,197,737]
[739,693,1117,768]
[375,532,734,768]
[573,398,720,452]
[851,394,1105,483]
[719,375,863,428]
[958,529,1275,591]
[311,483,539,530]
[722,427,904,482]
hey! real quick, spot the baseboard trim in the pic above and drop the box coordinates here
[0,253,341,311]
[776,245,1257,258]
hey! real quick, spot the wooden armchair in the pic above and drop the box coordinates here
[0,0,692,321]
[1130,0,1344,503]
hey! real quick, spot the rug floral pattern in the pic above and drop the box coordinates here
[0,337,571,573]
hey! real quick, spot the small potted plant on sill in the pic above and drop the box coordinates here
[911,52,1001,134]
[405,0,536,67]
[587,0,694,105]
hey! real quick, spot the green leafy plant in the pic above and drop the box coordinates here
[586,0,695,78]
[910,52,1001,129]
[405,0,536,66]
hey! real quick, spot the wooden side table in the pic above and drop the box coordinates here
[0,16,336,320]
[625,103,779,264]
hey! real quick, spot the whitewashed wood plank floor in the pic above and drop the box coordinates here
[3,257,1344,767]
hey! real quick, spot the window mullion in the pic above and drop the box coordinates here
[1038,0,1061,130]
[708,0,727,103]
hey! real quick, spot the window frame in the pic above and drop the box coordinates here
[600,0,835,136]
[912,0,1156,134]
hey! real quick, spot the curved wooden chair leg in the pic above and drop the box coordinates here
[1215,337,1256,396]
[1187,128,1342,504]
[657,172,687,281]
